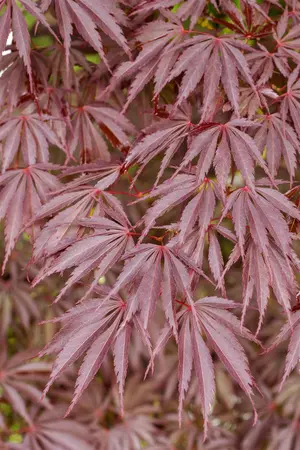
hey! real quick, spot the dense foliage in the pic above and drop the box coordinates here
[0,0,300,448]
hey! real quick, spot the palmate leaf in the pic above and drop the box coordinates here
[165,33,257,114]
[254,113,299,181]
[31,162,125,259]
[39,294,125,410]
[238,86,279,120]
[219,187,299,324]
[218,0,282,21]
[175,118,271,190]
[0,112,64,172]
[33,217,135,302]
[0,50,49,110]
[173,421,237,450]
[0,262,40,334]
[135,173,198,237]
[68,101,135,162]
[105,16,186,109]
[176,224,236,295]
[73,363,158,429]
[102,243,205,337]
[37,87,71,155]
[135,0,207,30]
[274,8,300,63]
[0,346,51,424]
[177,179,224,244]
[46,40,92,90]
[150,296,258,436]
[213,2,273,40]
[276,374,300,423]
[0,0,56,90]
[40,290,154,415]
[267,311,300,390]
[41,0,130,72]
[138,175,224,241]
[280,64,300,140]
[125,103,192,184]
[96,415,157,450]
[1,1,300,445]
[88,376,158,450]
[220,184,300,260]
[16,405,95,450]
[268,421,300,450]
[287,0,300,26]
[221,238,299,330]
[0,164,61,271]
[246,43,290,86]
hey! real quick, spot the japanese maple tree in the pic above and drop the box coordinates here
[0,1,300,449]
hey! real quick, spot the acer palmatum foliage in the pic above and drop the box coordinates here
[0,1,300,449]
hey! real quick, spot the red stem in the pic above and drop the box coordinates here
[107,190,140,198]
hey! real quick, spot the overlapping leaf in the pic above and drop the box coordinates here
[46,41,92,89]
[175,119,272,190]
[0,264,40,334]
[33,216,134,301]
[0,0,56,88]
[125,103,193,184]
[68,101,135,162]
[166,34,257,114]
[254,113,299,180]
[221,237,299,329]
[137,175,224,241]
[41,0,130,71]
[135,0,207,30]
[267,311,300,389]
[106,15,186,110]
[40,294,124,413]
[0,1,298,443]
[0,346,51,424]
[150,296,257,435]
[0,50,49,109]
[102,243,204,336]
[18,405,94,450]
[40,289,154,415]
[31,162,125,259]
[246,43,290,86]
[171,223,236,294]
[0,164,61,270]
[0,113,64,172]
[274,8,300,63]
[220,184,300,260]
[213,2,273,40]
[238,86,278,119]
[280,64,300,140]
